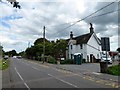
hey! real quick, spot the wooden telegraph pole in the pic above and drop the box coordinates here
[43,26,45,63]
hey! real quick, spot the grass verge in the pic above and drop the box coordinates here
[0,59,9,70]
[106,65,120,76]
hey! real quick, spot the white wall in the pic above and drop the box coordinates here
[87,34,101,61]
[68,43,87,59]
[68,33,101,62]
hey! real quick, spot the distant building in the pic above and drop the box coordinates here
[67,23,101,63]
[109,51,119,60]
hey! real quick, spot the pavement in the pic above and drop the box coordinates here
[2,58,120,89]
[0,70,2,89]
[43,62,119,85]
[2,59,12,88]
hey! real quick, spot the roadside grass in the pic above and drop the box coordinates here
[107,65,120,76]
[0,59,9,70]
[0,60,2,70]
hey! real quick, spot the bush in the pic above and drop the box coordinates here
[60,59,74,64]
[0,59,9,70]
[82,59,86,63]
[47,56,57,64]
[106,65,120,76]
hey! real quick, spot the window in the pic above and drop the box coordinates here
[80,44,83,49]
[71,45,72,49]
[71,54,73,59]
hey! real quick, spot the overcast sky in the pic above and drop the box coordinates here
[0,0,119,53]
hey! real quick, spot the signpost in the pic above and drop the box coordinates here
[100,37,110,72]
[101,37,110,60]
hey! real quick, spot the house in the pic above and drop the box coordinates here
[67,23,101,63]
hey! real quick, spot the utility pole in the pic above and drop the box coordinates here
[43,26,45,63]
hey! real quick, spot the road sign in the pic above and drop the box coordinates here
[101,37,110,51]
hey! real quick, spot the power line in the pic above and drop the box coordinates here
[47,0,119,29]
[47,9,119,39]
[49,0,118,38]
[89,9,120,19]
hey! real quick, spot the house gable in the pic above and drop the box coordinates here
[88,33,101,45]
[87,33,101,51]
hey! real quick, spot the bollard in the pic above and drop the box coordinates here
[100,61,108,73]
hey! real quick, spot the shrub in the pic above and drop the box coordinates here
[82,59,86,63]
[60,59,74,64]
[106,65,120,76]
[47,56,57,64]
[0,59,9,70]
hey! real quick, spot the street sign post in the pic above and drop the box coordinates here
[101,37,110,62]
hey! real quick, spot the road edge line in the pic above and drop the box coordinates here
[14,67,30,89]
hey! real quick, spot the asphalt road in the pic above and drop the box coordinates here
[2,58,117,89]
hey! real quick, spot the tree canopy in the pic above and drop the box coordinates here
[117,47,120,53]
[4,50,17,57]
[25,38,67,60]
[0,0,21,9]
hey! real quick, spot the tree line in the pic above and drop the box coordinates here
[25,38,67,61]
[2,38,68,61]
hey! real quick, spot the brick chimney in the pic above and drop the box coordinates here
[70,31,73,39]
[89,23,94,33]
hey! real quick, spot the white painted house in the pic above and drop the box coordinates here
[67,23,101,63]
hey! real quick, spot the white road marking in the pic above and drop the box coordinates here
[48,74,78,88]
[31,66,39,71]
[14,67,30,90]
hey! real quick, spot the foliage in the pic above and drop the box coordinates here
[53,39,67,60]
[0,59,9,70]
[106,65,120,76]
[18,51,25,57]
[47,56,57,64]
[8,0,21,9]
[0,60,2,70]
[25,38,67,61]
[82,59,86,63]
[4,50,17,57]
[117,47,120,53]
[34,38,49,45]
[60,59,74,64]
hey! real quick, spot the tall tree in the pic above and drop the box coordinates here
[4,50,17,57]
[34,38,49,45]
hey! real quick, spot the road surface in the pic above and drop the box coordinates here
[2,58,119,89]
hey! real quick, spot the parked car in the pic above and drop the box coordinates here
[13,56,17,58]
[101,55,112,64]
[17,56,22,59]
[4,55,9,60]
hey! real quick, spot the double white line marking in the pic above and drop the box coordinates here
[15,67,30,90]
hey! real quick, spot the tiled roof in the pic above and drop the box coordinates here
[73,33,92,44]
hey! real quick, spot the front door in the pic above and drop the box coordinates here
[90,54,93,63]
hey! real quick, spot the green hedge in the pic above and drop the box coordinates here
[106,65,120,76]
[82,59,86,63]
[47,56,57,64]
[60,59,74,64]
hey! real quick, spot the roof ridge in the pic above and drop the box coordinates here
[74,32,92,39]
